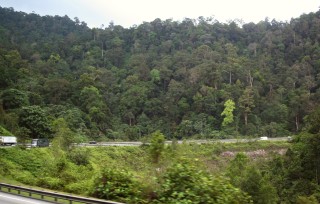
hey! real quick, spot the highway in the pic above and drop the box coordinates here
[0,192,52,204]
[1,137,291,148]
[77,137,290,147]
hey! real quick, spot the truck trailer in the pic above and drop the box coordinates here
[0,136,17,146]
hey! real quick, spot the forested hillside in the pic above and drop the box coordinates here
[1,6,320,140]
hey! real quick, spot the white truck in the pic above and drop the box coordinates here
[0,136,17,146]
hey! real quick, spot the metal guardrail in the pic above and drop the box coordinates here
[0,182,123,204]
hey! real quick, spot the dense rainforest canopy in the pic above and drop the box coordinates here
[1,6,320,140]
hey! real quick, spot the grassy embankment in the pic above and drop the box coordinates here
[0,140,290,202]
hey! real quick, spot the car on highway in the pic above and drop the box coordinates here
[260,136,268,141]
[31,138,49,147]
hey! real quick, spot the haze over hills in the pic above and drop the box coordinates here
[1,0,319,28]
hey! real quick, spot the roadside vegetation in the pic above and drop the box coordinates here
[1,117,320,203]
[0,138,291,203]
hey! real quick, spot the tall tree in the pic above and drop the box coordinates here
[18,105,52,138]
[239,87,255,126]
[221,99,235,127]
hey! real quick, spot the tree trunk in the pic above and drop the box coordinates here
[316,168,319,185]
[295,115,299,132]
[248,71,253,87]
[101,43,104,58]
[244,113,248,126]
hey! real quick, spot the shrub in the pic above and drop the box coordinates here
[149,130,165,163]
[241,167,279,204]
[0,125,13,135]
[156,159,251,204]
[91,168,143,203]
[65,179,93,194]
[67,147,90,166]
[15,171,36,185]
[37,177,64,190]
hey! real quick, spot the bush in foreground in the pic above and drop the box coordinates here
[155,159,252,204]
[91,168,143,203]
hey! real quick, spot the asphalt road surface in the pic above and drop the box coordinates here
[1,137,290,148]
[0,192,52,204]
[77,137,290,147]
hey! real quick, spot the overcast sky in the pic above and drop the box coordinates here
[1,0,319,28]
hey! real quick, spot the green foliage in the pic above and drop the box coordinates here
[2,6,320,203]
[283,132,320,200]
[157,159,252,203]
[0,148,46,174]
[266,155,287,200]
[304,106,320,134]
[0,125,12,135]
[227,153,249,187]
[80,86,102,112]
[91,168,142,203]
[150,69,160,83]
[227,153,279,204]
[239,87,255,126]
[61,108,86,132]
[260,103,288,125]
[221,99,235,127]
[18,105,52,138]
[0,147,52,187]
[149,130,165,163]
[0,49,26,88]
[296,195,318,204]
[1,6,320,139]
[37,177,64,190]
[261,122,290,137]
[1,89,29,110]
[240,167,278,204]
[52,118,75,150]
[15,127,32,144]
[262,108,320,202]
[64,179,93,195]
[67,147,90,166]
[0,140,292,203]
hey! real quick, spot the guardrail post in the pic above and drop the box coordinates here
[8,188,11,193]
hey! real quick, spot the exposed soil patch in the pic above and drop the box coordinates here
[220,148,287,159]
